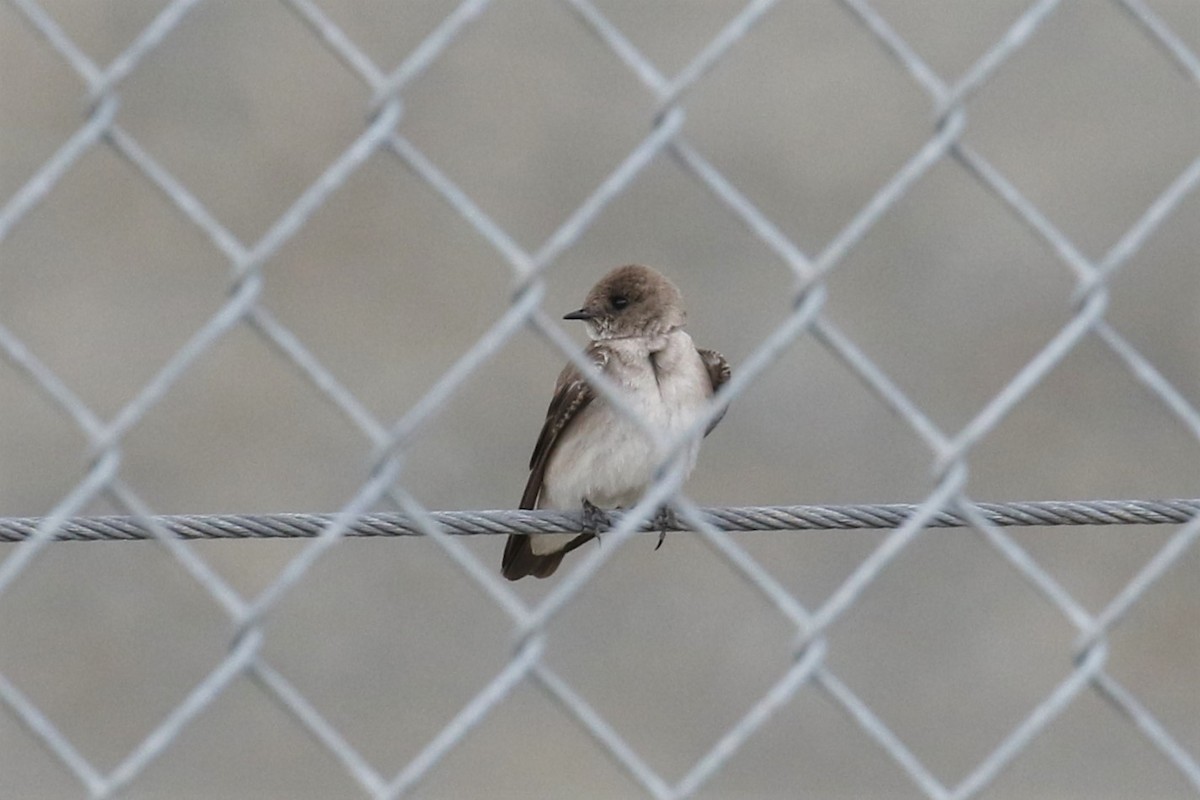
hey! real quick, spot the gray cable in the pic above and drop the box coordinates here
[2,498,1196,543]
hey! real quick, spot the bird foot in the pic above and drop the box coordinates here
[580,499,611,537]
[652,505,681,551]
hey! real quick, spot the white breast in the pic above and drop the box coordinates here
[541,331,712,511]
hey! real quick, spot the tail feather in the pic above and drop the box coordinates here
[501,532,597,580]
[502,534,566,580]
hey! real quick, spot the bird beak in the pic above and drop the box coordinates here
[563,308,595,321]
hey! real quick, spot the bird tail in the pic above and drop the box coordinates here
[501,534,566,580]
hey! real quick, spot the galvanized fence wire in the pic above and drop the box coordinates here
[1,0,1199,797]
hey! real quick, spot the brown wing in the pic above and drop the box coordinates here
[698,347,731,436]
[503,346,608,580]
[518,344,608,510]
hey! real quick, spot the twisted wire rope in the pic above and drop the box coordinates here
[2,498,1197,543]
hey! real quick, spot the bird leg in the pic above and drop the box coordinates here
[652,505,681,551]
[580,498,611,538]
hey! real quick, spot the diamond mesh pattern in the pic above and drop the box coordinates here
[1,1,1198,797]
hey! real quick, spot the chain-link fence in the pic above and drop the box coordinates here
[2,1,1199,797]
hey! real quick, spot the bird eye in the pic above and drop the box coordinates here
[610,295,629,310]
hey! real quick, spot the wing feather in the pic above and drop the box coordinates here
[697,347,731,436]
[504,346,609,580]
[519,345,609,509]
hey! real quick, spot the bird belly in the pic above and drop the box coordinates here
[542,360,707,511]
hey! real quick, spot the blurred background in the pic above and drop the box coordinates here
[2,1,1199,797]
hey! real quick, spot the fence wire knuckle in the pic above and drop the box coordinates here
[2,0,1199,796]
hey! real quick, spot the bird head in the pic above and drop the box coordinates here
[563,265,687,340]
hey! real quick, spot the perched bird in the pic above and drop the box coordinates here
[502,265,730,580]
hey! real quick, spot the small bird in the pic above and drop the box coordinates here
[502,265,730,580]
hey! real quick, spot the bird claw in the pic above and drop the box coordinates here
[652,506,680,551]
[578,502,678,550]
[580,499,611,536]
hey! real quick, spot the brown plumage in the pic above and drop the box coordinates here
[502,266,731,580]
